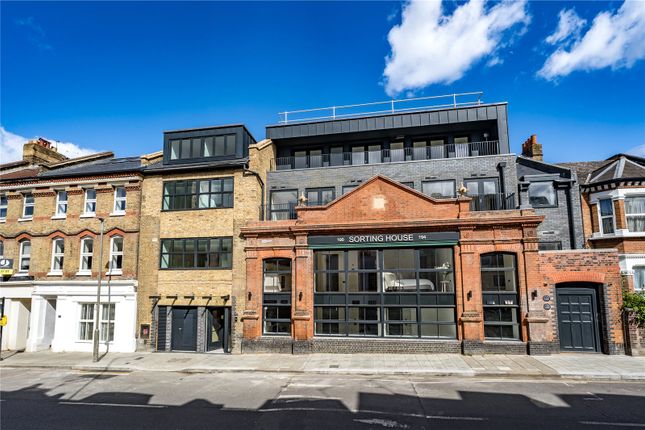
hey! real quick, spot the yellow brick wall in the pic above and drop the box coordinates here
[0,176,141,280]
[137,139,275,352]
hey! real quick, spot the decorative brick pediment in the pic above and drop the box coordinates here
[297,175,464,224]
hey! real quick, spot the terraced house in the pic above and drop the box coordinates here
[137,125,273,353]
[561,154,645,291]
[0,138,147,353]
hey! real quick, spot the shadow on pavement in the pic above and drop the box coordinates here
[2,383,645,429]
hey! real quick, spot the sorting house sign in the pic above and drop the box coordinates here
[308,232,459,249]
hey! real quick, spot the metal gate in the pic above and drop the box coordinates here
[556,287,601,352]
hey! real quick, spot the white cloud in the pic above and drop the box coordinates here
[627,143,645,157]
[539,1,645,80]
[383,0,530,96]
[545,9,586,45]
[0,126,97,164]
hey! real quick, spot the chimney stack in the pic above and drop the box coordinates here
[521,134,543,161]
[23,138,68,165]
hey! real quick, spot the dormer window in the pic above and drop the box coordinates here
[169,135,236,161]
[163,125,255,165]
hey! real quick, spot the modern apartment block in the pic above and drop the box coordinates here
[136,125,273,353]
[0,139,145,353]
[561,154,645,291]
[239,95,625,355]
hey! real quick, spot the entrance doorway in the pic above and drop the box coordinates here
[556,286,602,352]
[207,307,231,353]
[171,307,197,351]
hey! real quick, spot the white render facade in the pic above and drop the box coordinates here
[1,280,137,353]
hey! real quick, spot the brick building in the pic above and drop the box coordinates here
[241,175,624,354]
[238,97,625,355]
[561,154,645,291]
[137,125,273,353]
[0,138,149,353]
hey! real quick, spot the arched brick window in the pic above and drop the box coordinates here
[480,252,520,340]
[263,258,292,335]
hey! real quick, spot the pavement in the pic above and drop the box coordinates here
[1,350,644,380]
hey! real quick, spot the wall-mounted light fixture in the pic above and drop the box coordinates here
[531,290,538,300]
[467,291,472,301]
[299,291,303,302]
[247,291,252,301]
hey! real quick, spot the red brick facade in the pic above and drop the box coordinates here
[241,176,626,354]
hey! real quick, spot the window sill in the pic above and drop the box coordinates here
[0,219,5,223]
[17,217,33,222]
[47,271,63,277]
[14,272,30,277]
[76,271,92,276]
[80,213,96,218]
[106,270,123,276]
[51,214,67,220]
[109,211,125,217]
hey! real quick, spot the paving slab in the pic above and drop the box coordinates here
[1,350,644,380]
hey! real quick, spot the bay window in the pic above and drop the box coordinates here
[626,196,645,233]
[599,199,615,234]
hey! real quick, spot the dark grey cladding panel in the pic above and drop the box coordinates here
[266,103,509,140]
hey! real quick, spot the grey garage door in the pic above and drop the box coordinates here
[556,287,601,352]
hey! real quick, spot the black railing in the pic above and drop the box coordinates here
[261,201,331,221]
[469,193,515,211]
[273,140,500,170]
[261,193,515,220]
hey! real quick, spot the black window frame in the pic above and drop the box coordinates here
[269,189,298,220]
[313,248,456,339]
[162,177,234,211]
[421,179,456,199]
[528,181,558,208]
[159,237,233,270]
[480,252,521,340]
[305,187,336,206]
[263,258,292,335]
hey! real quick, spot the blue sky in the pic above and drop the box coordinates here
[1,1,644,163]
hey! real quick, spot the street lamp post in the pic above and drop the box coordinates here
[92,218,105,362]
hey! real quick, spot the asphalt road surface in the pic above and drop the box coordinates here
[1,368,644,429]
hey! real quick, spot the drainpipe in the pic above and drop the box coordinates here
[243,164,265,220]
[497,162,507,208]
[565,183,577,249]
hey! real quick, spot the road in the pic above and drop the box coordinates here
[1,368,644,429]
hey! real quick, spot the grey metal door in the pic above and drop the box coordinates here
[557,288,601,352]
[171,307,197,351]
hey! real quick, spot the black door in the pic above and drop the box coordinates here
[171,307,197,351]
[557,288,601,352]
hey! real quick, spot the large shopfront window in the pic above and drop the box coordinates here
[481,253,520,340]
[313,248,456,338]
[263,258,292,335]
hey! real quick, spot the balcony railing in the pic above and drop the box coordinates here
[261,193,516,220]
[272,141,499,171]
[469,193,515,211]
[278,92,484,124]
